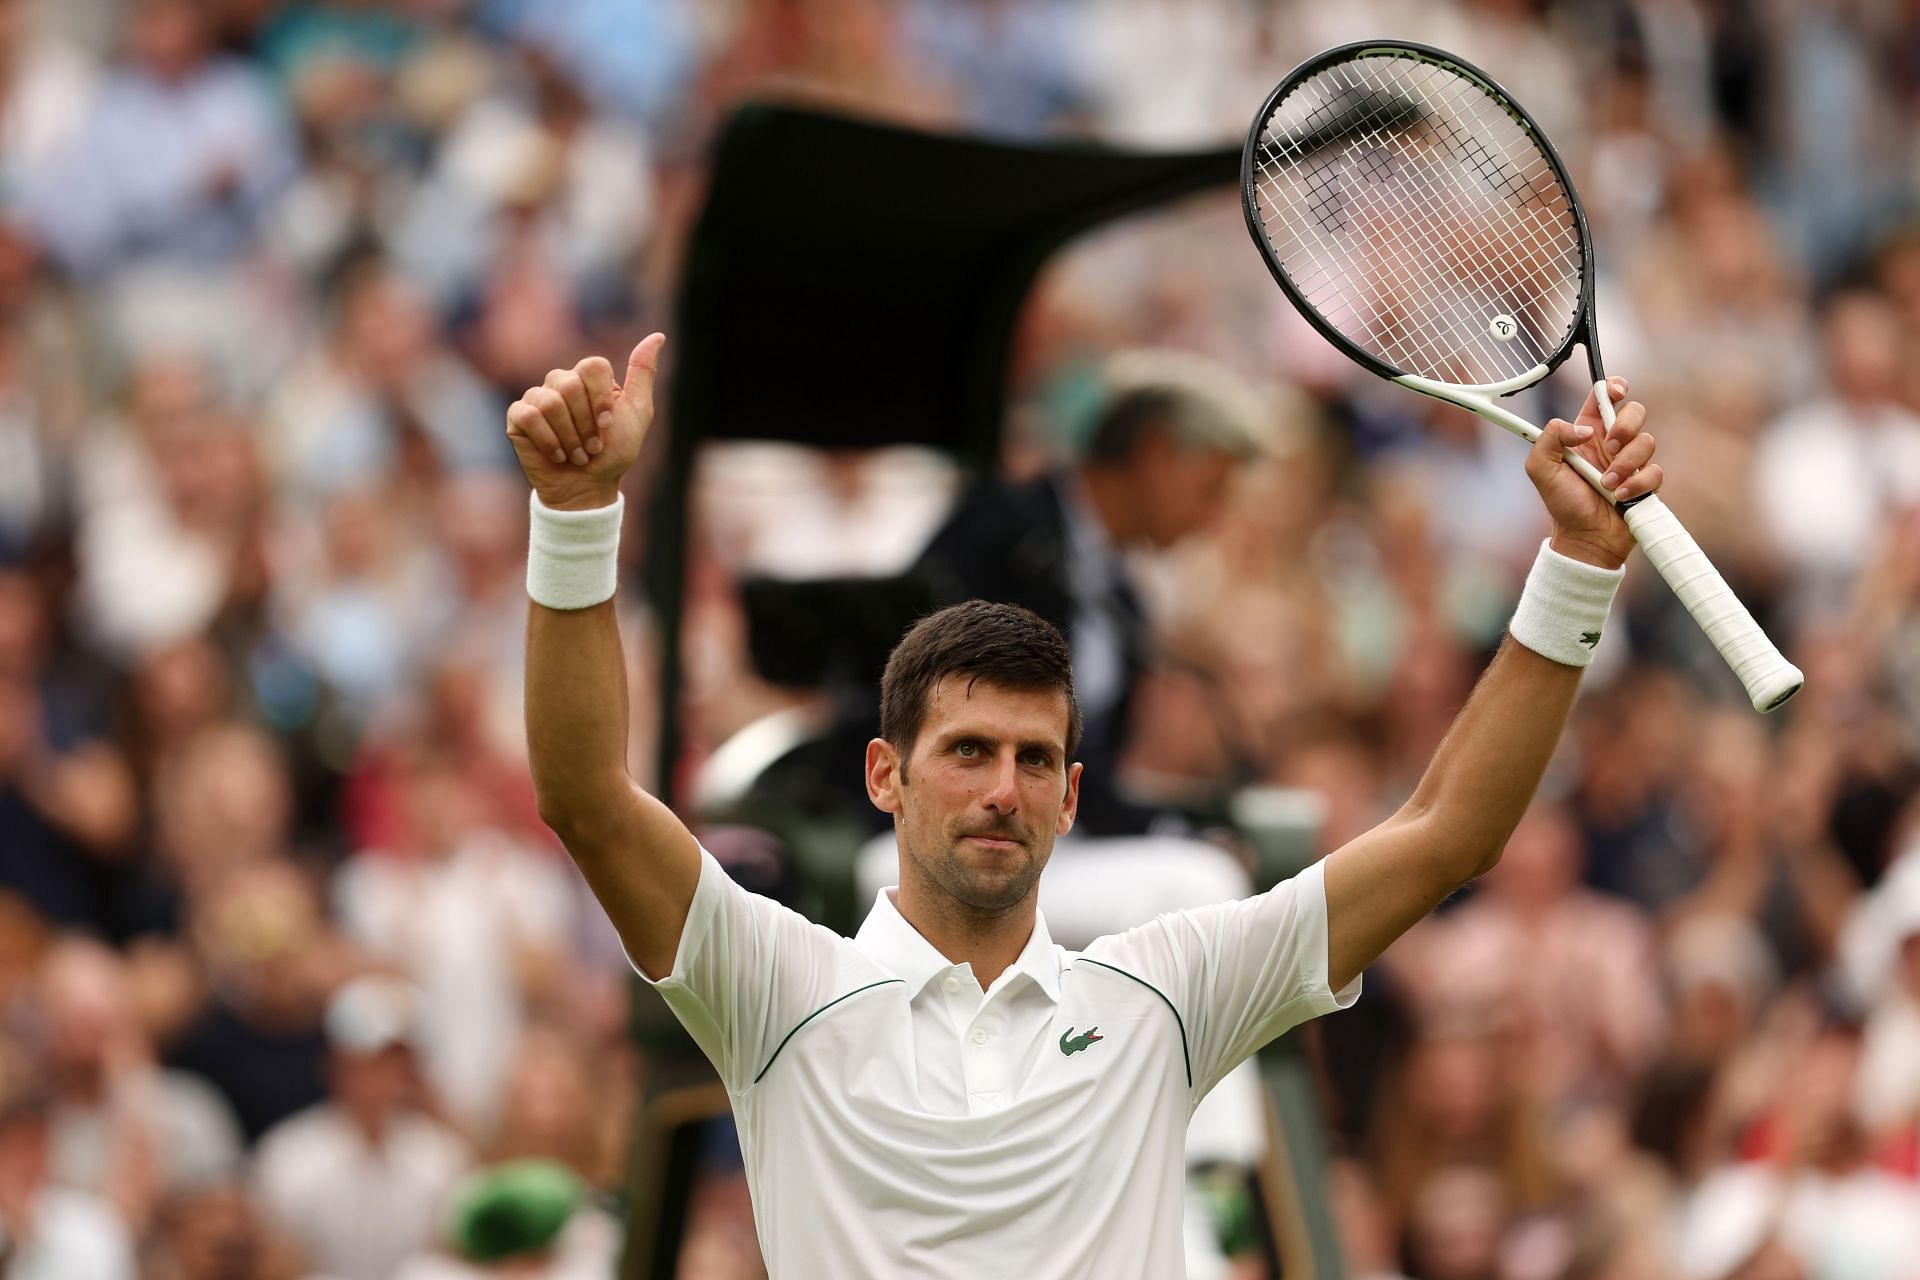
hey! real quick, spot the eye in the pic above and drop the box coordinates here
[1022,750,1052,768]
[954,740,981,758]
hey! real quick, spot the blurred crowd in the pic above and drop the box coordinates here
[1,0,1920,1278]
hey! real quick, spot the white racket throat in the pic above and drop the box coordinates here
[1393,369,1606,490]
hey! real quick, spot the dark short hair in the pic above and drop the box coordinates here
[879,601,1082,762]
[1084,379,1260,463]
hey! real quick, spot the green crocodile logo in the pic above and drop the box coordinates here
[1580,630,1601,649]
[1059,1026,1104,1056]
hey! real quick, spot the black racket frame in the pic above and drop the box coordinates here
[1240,39,1607,397]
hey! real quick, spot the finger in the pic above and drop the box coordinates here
[576,356,617,441]
[527,386,585,465]
[544,368,595,463]
[1600,432,1656,495]
[507,399,564,464]
[1600,399,1645,462]
[618,332,667,418]
[1615,461,1664,502]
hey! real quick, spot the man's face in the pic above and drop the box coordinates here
[867,678,1080,916]
[1131,435,1237,549]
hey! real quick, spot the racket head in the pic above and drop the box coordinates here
[1243,41,1598,393]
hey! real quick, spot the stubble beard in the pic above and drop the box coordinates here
[900,813,1048,917]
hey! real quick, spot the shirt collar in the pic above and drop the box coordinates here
[854,884,1062,1003]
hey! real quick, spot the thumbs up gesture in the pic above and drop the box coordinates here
[506,333,666,511]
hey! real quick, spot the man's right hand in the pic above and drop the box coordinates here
[505,333,666,511]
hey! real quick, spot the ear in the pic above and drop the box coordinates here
[1056,761,1082,837]
[866,738,903,814]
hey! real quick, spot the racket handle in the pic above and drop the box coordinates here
[1620,495,1803,712]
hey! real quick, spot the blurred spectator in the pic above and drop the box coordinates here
[72,350,259,660]
[334,752,577,1130]
[33,937,242,1221]
[145,1180,309,1280]
[262,255,503,505]
[165,859,345,1141]
[408,48,651,383]
[1854,873,1920,1138]
[0,0,96,205]
[905,0,1088,137]
[0,567,139,932]
[151,721,297,903]
[1328,1156,1413,1280]
[0,1046,137,1280]
[1390,804,1665,1109]
[252,973,472,1280]
[392,1158,619,1280]
[485,1025,610,1185]
[476,0,698,129]
[1400,1162,1507,1280]
[1369,1026,1557,1226]
[1754,290,1920,625]
[25,0,297,277]
[1674,1025,1920,1280]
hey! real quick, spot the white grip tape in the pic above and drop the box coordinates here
[527,491,623,610]
[1621,494,1803,712]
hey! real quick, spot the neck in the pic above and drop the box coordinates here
[893,880,1035,991]
[1077,465,1139,546]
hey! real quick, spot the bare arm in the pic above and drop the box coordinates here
[1324,383,1664,991]
[509,335,700,979]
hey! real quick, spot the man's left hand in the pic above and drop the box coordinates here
[1526,376,1662,570]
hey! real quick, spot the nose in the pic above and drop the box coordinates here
[981,752,1020,814]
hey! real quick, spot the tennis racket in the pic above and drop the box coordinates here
[1241,40,1802,712]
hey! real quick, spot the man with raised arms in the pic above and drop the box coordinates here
[505,334,1660,1278]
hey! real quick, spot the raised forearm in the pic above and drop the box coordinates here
[525,597,636,835]
[507,336,700,978]
[1398,636,1582,879]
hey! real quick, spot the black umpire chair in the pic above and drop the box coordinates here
[625,100,1343,1279]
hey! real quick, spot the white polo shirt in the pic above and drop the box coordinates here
[639,849,1359,1278]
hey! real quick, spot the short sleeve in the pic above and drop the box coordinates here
[1085,860,1360,1102]
[630,849,851,1094]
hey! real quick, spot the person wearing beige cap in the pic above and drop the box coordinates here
[249,975,472,1280]
[915,350,1275,837]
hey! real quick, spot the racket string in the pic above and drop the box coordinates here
[1262,56,1580,377]
[1251,52,1584,385]
[1273,61,1575,378]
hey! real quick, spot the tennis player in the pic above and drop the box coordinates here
[506,333,1661,1277]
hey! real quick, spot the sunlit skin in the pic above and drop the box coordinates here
[865,677,1082,989]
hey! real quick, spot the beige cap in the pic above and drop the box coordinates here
[1099,348,1278,459]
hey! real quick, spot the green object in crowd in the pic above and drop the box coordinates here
[450,1159,583,1263]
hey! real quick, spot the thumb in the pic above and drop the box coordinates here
[1527,416,1595,481]
[619,332,666,416]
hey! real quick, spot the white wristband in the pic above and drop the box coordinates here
[1508,539,1624,668]
[527,491,623,610]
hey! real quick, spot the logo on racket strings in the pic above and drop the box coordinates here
[1489,314,1517,342]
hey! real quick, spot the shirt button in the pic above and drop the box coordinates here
[970,1028,988,1045]
[943,977,960,994]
